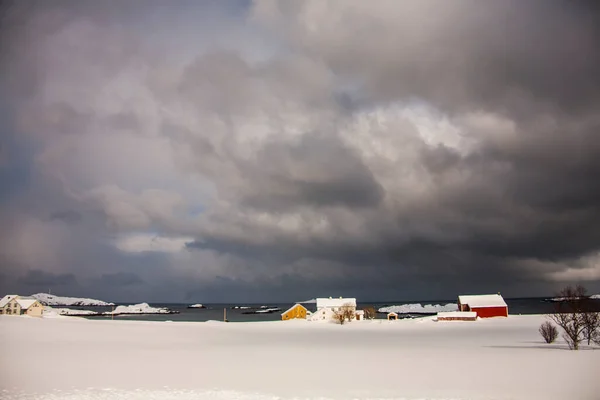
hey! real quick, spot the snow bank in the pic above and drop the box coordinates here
[105,303,176,315]
[436,311,477,320]
[32,293,114,306]
[549,295,600,301]
[54,308,99,316]
[379,303,458,314]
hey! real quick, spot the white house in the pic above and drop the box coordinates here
[0,294,19,314]
[0,295,44,317]
[309,297,357,321]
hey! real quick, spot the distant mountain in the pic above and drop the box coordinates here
[32,293,115,307]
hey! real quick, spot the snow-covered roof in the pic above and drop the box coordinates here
[437,311,477,318]
[16,297,39,309]
[316,298,356,308]
[281,303,307,315]
[355,310,364,315]
[458,294,507,308]
[387,311,398,316]
[0,294,19,308]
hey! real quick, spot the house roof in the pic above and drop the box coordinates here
[0,295,19,308]
[16,297,39,310]
[458,294,507,308]
[316,297,357,308]
[387,311,398,316]
[281,303,307,316]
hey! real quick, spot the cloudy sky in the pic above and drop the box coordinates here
[1,0,600,303]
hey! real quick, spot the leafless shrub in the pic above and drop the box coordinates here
[332,309,346,325]
[548,285,590,350]
[332,303,356,325]
[340,303,356,322]
[363,306,377,320]
[539,321,558,344]
[582,309,600,345]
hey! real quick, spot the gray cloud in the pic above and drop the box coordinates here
[98,272,143,287]
[1,1,599,302]
[50,210,82,224]
[17,269,77,287]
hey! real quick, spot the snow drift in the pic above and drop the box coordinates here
[379,303,458,314]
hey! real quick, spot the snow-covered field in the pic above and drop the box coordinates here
[1,315,598,400]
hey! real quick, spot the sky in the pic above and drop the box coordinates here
[1,0,600,303]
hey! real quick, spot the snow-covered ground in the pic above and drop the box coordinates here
[379,303,458,314]
[32,293,114,306]
[0,315,598,400]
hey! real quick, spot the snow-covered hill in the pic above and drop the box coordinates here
[105,303,177,315]
[32,293,115,306]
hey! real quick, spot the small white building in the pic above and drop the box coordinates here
[355,310,365,321]
[310,297,357,322]
[0,295,44,317]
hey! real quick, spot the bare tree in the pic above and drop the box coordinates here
[363,306,377,320]
[582,303,600,345]
[340,303,356,323]
[539,321,558,344]
[332,309,346,325]
[332,303,356,324]
[548,285,588,350]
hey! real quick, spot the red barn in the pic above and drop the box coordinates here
[457,294,508,318]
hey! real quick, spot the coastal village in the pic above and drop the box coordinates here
[0,292,509,323]
[281,293,508,323]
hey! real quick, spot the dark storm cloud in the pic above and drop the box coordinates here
[1,0,600,302]
[98,272,143,287]
[17,269,77,287]
[242,133,384,210]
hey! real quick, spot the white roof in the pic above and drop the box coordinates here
[458,294,507,308]
[437,311,477,318]
[281,303,307,315]
[0,295,19,308]
[355,310,364,315]
[16,297,39,309]
[387,311,398,316]
[316,298,356,308]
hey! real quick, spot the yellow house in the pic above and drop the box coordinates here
[0,295,44,317]
[281,303,308,321]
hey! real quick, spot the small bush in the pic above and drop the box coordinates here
[332,310,346,325]
[363,306,377,320]
[539,321,559,344]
